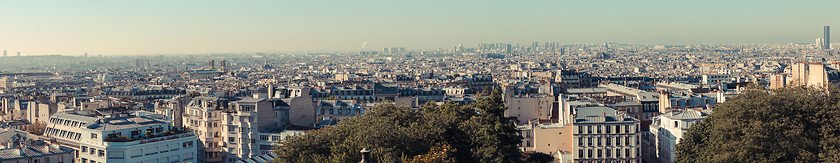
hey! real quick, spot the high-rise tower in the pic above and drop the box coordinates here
[2,50,6,57]
[825,26,831,49]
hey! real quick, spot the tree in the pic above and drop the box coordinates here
[525,152,554,163]
[25,121,47,136]
[409,144,457,163]
[186,91,200,98]
[274,88,523,163]
[676,86,840,162]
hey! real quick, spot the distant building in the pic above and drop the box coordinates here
[182,70,224,79]
[789,62,840,87]
[825,26,831,50]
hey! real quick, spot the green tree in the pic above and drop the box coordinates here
[274,88,522,163]
[186,91,200,98]
[525,152,554,163]
[677,86,840,162]
[409,144,457,163]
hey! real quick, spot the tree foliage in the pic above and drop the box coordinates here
[274,88,523,163]
[186,91,200,98]
[409,144,457,163]
[525,152,554,163]
[25,121,47,136]
[676,86,840,162]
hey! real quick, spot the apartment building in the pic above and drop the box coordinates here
[572,107,641,162]
[45,109,198,163]
[646,109,711,163]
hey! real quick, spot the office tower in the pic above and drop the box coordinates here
[16,51,20,56]
[532,42,539,51]
[84,52,88,57]
[209,60,215,69]
[825,26,831,49]
[817,38,825,49]
[2,50,6,57]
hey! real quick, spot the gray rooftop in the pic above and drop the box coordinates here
[574,106,638,124]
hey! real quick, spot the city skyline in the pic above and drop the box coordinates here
[1,0,838,55]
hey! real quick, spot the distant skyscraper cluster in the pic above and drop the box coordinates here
[383,47,406,55]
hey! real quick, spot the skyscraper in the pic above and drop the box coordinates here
[16,51,20,57]
[825,26,831,49]
[2,50,6,57]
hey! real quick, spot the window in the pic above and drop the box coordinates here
[89,147,95,155]
[606,137,611,146]
[578,149,583,158]
[108,151,124,159]
[82,146,87,153]
[229,137,236,143]
[605,125,611,133]
[578,137,583,146]
[615,149,621,158]
[98,150,105,157]
[616,125,621,133]
[625,125,629,133]
[578,126,583,134]
[597,137,602,146]
[597,126,601,133]
[183,141,193,148]
[625,149,631,157]
[587,126,592,134]
[606,149,611,157]
[674,121,679,128]
[260,135,269,141]
[587,149,592,158]
[587,137,592,146]
[625,136,630,146]
[91,133,97,139]
[616,137,621,145]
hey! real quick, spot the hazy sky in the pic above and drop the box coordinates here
[0,0,837,55]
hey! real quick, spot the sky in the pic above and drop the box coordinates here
[0,0,838,55]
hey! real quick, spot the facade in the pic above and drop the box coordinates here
[184,90,314,163]
[45,109,198,163]
[316,100,365,121]
[646,109,711,163]
[572,107,641,162]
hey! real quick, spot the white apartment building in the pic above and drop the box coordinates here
[646,109,711,163]
[45,109,198,163]
[573,106,641,163]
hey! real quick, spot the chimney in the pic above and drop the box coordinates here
[42,144,50,153]
[359,148,371,163]
[268,85,275,99]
